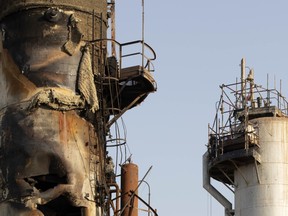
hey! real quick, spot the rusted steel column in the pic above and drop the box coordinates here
[121,163,139,216]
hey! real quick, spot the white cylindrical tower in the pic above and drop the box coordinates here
[235,117,288,215]
[204,58,288,216]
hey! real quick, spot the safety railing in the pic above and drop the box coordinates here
[208,78,287,159]
[89,38,156,78]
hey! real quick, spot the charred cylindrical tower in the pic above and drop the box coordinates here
[0,0,107,95]
[0,0,108,215]
[204,58,288,216]
[0,0,157,215]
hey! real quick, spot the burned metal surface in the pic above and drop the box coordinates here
[0,0,108,20]
[121,163,138,216]
[1,8,99,91]
[0,0,157,215]
[0,1,107,215]
[0,106,101,215]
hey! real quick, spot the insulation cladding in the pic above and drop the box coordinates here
[0,0,108,215]
[234,117,288,216]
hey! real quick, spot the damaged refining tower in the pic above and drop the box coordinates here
[0,0,157,215]
[203,58,288,216]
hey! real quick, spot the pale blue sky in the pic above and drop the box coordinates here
[112,1,288,215]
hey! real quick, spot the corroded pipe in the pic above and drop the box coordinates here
[121,163,139,216]
[108,183,121,215]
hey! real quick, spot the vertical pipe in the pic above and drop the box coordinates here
[236,77,238,108]
[111,0,116,56]
[119,45,122,78]
[266,74,270,106]
[267,74,269,89]
[203,152,233,216]
[280,79,282,95]
[208,123,211,155]
[140,180,151,216]
[249,69,254,108]
[141,0,145,68]
[121,163,139,216]
[100,13,103,76]
[241,58,246,108]
[92,10,95,76]
[108,183,120,214]
[280,79,282,108]
[215,103,218,158]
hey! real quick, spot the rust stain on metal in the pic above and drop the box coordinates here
[121,163,139,216]
[0,0,157,215]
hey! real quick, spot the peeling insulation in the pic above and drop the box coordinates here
[78,47,99,113]
[28,88,85,111]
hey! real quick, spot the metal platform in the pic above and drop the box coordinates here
[119,65,156,109]
[235,106,284,120]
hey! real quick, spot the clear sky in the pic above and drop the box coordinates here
[112,1,288,215]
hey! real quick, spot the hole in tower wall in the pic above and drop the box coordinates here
[38,196,84,216]
[25,174,68,192]
[24,175,84,215]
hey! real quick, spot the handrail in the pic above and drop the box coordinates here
[121,40,156,61]
[208,78,287,159]
[88,38,156,77]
